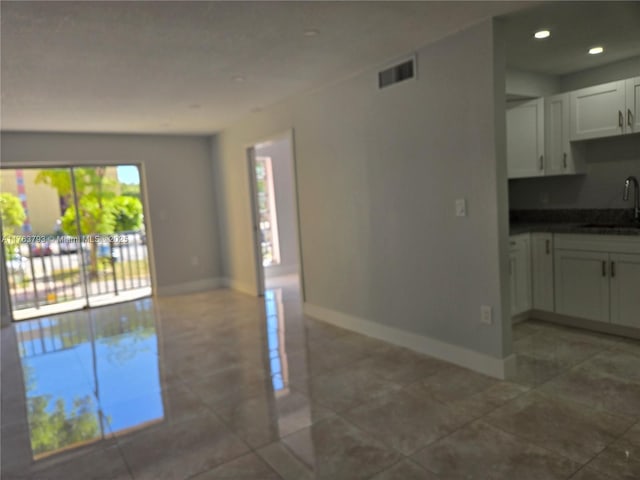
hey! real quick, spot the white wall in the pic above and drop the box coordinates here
[506,67,560,98]
[560,55,640,92]
[0,132,223,296]
[510,134,640,210]
[214,19,513,376]
[255,136,300,279]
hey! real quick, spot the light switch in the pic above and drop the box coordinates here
[455,198,467,217]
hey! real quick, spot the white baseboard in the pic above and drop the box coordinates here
[225,278,257,296]
[303,303,516,380]
[157,277,227,296]
[265,264,299,278]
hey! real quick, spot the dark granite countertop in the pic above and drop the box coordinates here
[509,209,640,236]
[510,222,640,236]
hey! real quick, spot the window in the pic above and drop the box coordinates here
[255,157,280,266]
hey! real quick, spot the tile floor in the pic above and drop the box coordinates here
[1,275,639,479]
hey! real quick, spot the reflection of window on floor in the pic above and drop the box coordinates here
[265,289,289,393]
[255,156,280,267]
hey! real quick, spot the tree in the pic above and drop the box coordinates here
[23,365,102,457]
[0,192,26,256]
[36,167,117,277]
[0,192,26,234]
[111,196,143,232]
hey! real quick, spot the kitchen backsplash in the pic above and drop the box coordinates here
[509,135,640,210]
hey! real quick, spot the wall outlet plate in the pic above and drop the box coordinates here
[480,305,493,325]
[455,198,467,217]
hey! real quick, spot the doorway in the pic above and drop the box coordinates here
[247,131,303,296]
[1,165,152,320]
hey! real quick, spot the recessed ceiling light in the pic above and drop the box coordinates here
[534,30,550,39]
[588,46,604,55]
[232,75,245,82]
[303,29,319,37]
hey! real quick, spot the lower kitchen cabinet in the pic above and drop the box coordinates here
[554,249,610,323]
[554,234,640,327]
[509,235,531,316]
[610,253,640,328]
[531,233,554,312]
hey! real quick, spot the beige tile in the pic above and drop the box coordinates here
[216,390,334,448]
[292,361,402,412]
[352,346,449,385]
[624,422,640,446]
[191,453,282,479]
[369,459,440,480]
[29,446,131,480]
[513,331,606,367]
[581,349,640,383]
[570,466,617,480]
[412,420,579,480]
[588,439,640,480]
[485,390,634,463]
[540,366,640,417]
[511,354,571,387]
[269,416,402,480]
[117,413,250,480]
[404,364,497,403]
[343,386,470,455]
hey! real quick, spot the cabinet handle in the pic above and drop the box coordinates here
[611,261,616,278]
[602,261,607,277]
[539,155,544,171]
[545,239,550,255]
[629,109,634,128]
[562,152,567,169]
[619,110,624,128]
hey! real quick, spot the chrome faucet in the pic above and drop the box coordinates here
[623,176,640,222]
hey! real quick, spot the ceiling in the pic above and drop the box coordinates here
[503,2,640,75]
[1,1,638,136]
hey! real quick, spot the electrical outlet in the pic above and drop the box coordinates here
[455,198,467,217]
[480,305,493,325]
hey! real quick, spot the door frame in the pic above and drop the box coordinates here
[246,129,306,298]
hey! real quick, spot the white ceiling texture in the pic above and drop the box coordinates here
[1,1,528,135]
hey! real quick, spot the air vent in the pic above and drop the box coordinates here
[378,57,415,89]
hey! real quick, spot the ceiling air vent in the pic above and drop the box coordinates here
[378,57,416,89]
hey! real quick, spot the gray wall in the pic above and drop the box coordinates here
[560,55,640,92]
[255,136,300,278]
[0,132,223,295]
[510,135,640,210]
[215,20,511,361]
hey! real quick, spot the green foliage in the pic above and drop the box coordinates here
[23,365,101,456]
[61,197,116,236]
[111,196,143,232]
[28,395,101,456]
[0,192,26,234]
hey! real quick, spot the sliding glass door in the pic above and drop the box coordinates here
[1,165,152,320]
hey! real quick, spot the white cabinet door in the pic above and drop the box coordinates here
[509,235,531,316]
[626,77,640,134]
[507,98,544,179]
[610,253,640,329]
[531,233,554,312]
[554,250,609,322]
[570,80,626,141]
[545,94,569,175]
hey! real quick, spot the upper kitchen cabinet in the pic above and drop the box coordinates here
[507,98,544,179]
[570,78,639,141]
[545,93,585,175]
[626,77,640,134]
